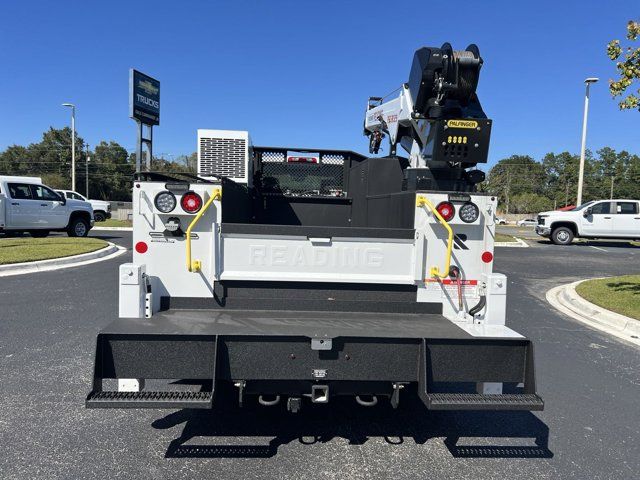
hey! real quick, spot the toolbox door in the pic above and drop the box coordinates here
[220,231,424,285]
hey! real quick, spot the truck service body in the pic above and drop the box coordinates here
[86,44,543,414]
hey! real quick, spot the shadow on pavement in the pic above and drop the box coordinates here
[152,386,553,460]
[88,234,128,241]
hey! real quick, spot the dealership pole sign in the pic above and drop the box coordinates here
[129,69,159,172]
[129,69,160,125]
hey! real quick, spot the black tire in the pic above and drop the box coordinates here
[551,227,574,245]
[67,217,90,237]
[93,211,106,222]
[29,230,50,238]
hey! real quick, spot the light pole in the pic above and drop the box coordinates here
[85,144,90,198]
[62,103,76,191]
[576,78,598,207]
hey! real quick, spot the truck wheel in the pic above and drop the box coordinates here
[67,217,89,237]
[551,227,573,245]
[94,211,106,222]
[29,230,49,238]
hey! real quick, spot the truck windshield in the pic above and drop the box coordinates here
[571,201,595,211]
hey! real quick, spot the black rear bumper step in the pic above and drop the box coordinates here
[426,393,544,411]
[86,391,213,409]
[87,315,543,411]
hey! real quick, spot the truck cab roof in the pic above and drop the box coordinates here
[0,175,43,184]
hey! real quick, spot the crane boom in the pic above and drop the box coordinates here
[363,43,492,189]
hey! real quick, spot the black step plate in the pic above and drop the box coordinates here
[86,391,213,409]
[426,393,544,411]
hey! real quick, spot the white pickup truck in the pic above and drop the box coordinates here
[56,190,111,222]
[535,199,640,245]
[0,176,94,237]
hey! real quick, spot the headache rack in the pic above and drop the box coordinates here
[254,147,366,198]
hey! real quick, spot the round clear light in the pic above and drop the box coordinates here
[459,202,479,223]
[154,191,176,213]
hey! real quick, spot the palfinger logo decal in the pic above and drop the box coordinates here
[447,119,478,129]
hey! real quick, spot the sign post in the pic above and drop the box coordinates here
[129,69,160,172]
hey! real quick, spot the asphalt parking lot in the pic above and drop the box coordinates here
[1,231,639,479]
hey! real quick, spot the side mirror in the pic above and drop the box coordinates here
[583,208,592,217]
[58,194,66,205]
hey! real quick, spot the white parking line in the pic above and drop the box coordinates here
[589,245,607,252]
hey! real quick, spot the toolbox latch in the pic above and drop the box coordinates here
[311,338,332,350]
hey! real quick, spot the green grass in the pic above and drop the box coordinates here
[495,233,517,242]
[576,275,640,320]
[97,219,132,227]
[0,237,108,265]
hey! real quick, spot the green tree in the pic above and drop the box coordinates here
[602,149,640,199]
[541,151,580,207]
[0,145,30,175]
[91,141,134,200]
[0,127,198,202]
[28,127,86,189]
[0,128,85,189]
[510,193,553,214]
[485,155,546,213]
[607,20,640,110]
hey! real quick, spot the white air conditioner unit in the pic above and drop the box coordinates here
[197,129,253,186]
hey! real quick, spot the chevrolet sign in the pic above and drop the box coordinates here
[129,69,160,125]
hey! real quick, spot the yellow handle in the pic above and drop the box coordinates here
[416,195,454,278]
[186,188,221,272]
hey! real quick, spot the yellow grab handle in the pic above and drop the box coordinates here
[186,188,221,272]
[416,195,454,278]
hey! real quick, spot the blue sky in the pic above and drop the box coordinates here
[0,0,638,167]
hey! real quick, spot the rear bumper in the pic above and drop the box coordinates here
[86,310,543,411]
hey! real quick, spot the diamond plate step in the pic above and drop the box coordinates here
[426,393,544,411]
[86,391,213,409]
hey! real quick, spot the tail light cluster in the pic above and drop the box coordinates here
[154,191,203,214]
[435,201,480,223]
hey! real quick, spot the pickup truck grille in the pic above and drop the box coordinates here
[537,215,545,225]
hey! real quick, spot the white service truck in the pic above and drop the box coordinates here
[535,199,640,245]
[56,190,112,222]
[0,176,94,237]
[86,44,543,415]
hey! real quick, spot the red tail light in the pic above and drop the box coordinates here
[287,156,318,163]
[181,192,203,213]
[135,241,148,254]
[481,251,493,263]
[436,201,455,221]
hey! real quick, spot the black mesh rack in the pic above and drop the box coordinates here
[253,147,366,197]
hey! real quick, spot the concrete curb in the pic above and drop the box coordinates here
[0,242,127,277]
[495,237,529,248]
[92,226,133,231]
[546,278,640,347]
